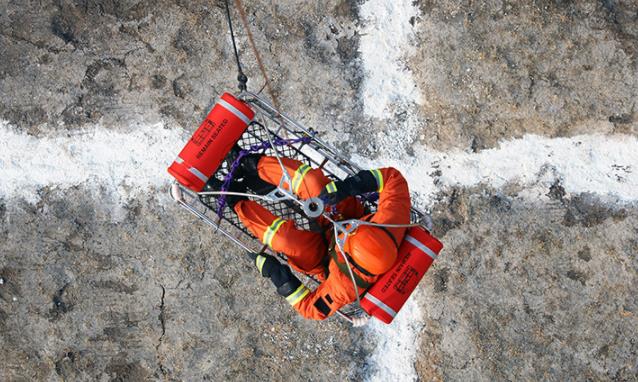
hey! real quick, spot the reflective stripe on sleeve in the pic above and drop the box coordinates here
[291,164,312,193]
[256,255,267,274]
[262,218,285,248]
[370,169,384,192]
[285,284,310,306]
[325,181,337,194]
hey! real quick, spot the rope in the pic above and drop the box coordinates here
[233,0,282,113]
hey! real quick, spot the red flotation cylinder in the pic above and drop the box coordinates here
[168,93,255,192]
[360,226,443,324]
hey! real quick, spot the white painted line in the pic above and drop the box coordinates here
[0,121,185,203]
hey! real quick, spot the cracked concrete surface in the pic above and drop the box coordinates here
[408,1,638,151]
[1,0,638,381]
[422,186,638,381]
[155,284,167,379]
[0,188,370,380]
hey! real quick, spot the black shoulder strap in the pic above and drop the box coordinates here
[328,246,372,289]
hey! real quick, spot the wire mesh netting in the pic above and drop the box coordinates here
[197,112,378,242]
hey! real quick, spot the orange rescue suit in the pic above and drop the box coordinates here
[234,156,411,320]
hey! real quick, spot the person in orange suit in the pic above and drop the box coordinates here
[208,153,411,320]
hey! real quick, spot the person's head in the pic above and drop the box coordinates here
[343,225,397,275]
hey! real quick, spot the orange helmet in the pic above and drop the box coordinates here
[343,225,397,275]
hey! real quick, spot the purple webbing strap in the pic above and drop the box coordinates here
[215,135,314,218]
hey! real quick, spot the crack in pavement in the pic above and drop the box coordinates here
[156,284,168,378]
[0,31,68,54]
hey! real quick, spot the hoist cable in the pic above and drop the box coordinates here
[224,0,247,91]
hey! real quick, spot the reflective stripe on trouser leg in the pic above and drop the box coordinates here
[262,218,285,248]
[325,181,337,193]
[370,169,384,192]
[291,164,312,193]
[256,255,267,274]
[285,284,310,305]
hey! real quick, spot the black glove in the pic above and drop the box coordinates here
[252,253,282,278]
[252,253,295,288]
[251,253,307,303]
[318,170,378,205]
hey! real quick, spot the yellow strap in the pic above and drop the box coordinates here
[256,255,267,274]
[291,164,312,193]
[262,218,285,248]
[325,181,337,194]
[285,284,310,306]
[370,169,384,192]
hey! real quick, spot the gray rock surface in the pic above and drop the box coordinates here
[410,1,638,150]
[1,0,637,381]
[0,188,369,381]
[422,187,637,381]
[0,0,362,140]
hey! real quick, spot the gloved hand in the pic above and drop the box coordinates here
[251,253,294,288]
[249,253,308,303]
[318,170,378,205]
[251,253,280,277]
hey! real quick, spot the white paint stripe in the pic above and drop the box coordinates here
[404,235,437,260]
[359,0,422,120]
[1,122,636,216]
[358,3,431,376]
[355,133,638,207]
[363,293,397,318]
[0,121,185,203]
[218,99,251,124]
[175,157,184,164]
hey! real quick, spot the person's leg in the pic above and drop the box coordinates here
[228,151,276,195]
[257,156,329,199]
[234,200,326,277]
[257,156,366,219]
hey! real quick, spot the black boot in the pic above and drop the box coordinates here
[238,153,262,174]
[227,145,263,172]
[203,177,247,210]
[228,148,275,195]
[224,181,249,210]
[203,177,223,192]
[226,144,243,168]
[243,174,276,195]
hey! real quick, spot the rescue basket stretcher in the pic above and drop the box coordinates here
[168,91,441,325]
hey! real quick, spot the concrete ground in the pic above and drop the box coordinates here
[1,1,637,380]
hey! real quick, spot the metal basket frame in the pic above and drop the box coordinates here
[170,91,432,322]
